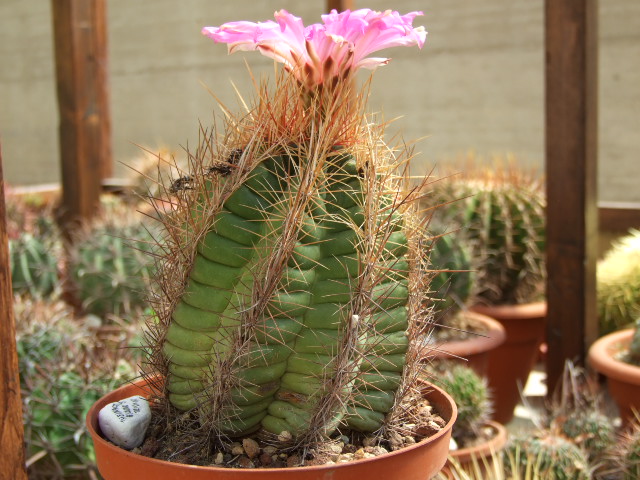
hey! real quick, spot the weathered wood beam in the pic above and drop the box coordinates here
[326,0,354,12]
[0,142,28,479]
[52,0,111,231]
[545,0,599,395]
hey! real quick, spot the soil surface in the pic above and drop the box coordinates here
[130,393,447,469]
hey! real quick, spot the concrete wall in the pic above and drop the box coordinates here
[1,1,638,202]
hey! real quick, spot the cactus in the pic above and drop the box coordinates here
[430,363,491,446]
[68,199,156,318]
[561,410,615,467]
[429,227,475,322]
[139,9,434,455]
[504,434,591,480]
[10,230,60,298]
[619,419,640,480]
[16,299,137,479]
[597,229,640,335]
[433,155,546,305]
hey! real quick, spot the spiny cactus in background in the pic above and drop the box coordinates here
[629,318,640,365]
[432,155,546,305]
[10,229,60,298]
[428,227,475,322]
[561,410,615,468]
[429,363,491,447]
[68,197,157,319]
[142,10,433,454]
[597,228,640,335]
[16,299,137,479]
[505,434,591,480]
[617,418,640,480]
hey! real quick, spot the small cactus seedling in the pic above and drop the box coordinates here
[597,229,640,335]
[433,155,546,305]
[430,363,491,447]
[139,9,438,460]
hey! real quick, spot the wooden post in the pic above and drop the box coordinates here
[326,0,354,12]
[545,0,599,395]
[52,0,111,230]
[0,142,28,479]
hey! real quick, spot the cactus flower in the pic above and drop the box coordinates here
[202,9,426,88]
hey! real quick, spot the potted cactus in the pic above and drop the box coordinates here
[429,363,507,477]
[589,229,640,426]
[86,9,457,479]
[432,156,546,424]
[426,227,506,377]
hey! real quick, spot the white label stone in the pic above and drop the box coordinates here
[98,395,151,450]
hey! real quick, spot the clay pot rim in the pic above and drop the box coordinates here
[432,311,506,359]
[449,420,508,463]
[470,301,547,322]
[86,376,457,475]
[588,329,640,385]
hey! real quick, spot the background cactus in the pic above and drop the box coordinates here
[432,155,546,305]
[504,434,591,480]
[10,229,60,299]
[428,227,475,323]
[68,197,157,319]
[597,228,640,335]
[429,362,491,447]
[16,298,138,479]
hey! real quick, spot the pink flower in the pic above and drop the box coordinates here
[202,9,426,87]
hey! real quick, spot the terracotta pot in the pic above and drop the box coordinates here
[470,301,547,424]
[588,328,640,426]
[441,421,508,478]
[87,378,457,480]
[431,312,506,377]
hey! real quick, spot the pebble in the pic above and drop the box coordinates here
[98,395,151,450]
[237,456,255,468]
[214,452,225,464]
[230,443,245,456]
[242,438,260,459]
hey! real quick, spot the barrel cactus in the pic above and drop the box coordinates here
[433,156,546,305]
[142,9,437,453]
[597,228,640,335]
[10,230,60,299]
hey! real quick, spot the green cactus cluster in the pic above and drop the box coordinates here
[505,434,591,480]
[432,156,546,305]
[16,299,137,479]
[597,229,640,335]
[561,409,615,467]
[68,200,157,318]
[430,363,491,446]
[619,421,640,480]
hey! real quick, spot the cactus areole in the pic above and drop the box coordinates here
[147,9,435,449]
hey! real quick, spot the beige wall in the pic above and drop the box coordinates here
[1,1,639,202]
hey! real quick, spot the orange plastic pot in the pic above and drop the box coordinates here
[470,301,547,424]
[430,312,506,377]
[87,378,457,480]
[588,328,640,426]
[441,421,508,478]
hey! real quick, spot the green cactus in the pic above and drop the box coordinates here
[431,363,491,446]
[10,231,60,298]
[597,229,640,335]
[16,299,137,479]
[69,206,156,318]
[561,409,615,466]
[429,228,475,322]
[433,157,546,305]
[620,420,640,480]
[505,434,591,480]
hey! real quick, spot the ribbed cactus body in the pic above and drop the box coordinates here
[10,232,59,298]
[434,161,545,305]
[161,150,411,439]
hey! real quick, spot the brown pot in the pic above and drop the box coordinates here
[431,312,506,377]
[588,328,640,426]
[440,421,508,478]
[470,301,547,424]
[87,378,457,480]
